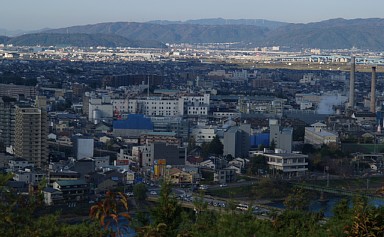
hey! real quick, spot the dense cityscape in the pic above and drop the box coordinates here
[1,3,384,236]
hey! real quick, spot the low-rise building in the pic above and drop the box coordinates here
[263,153,308,177]
[43,187,64,206]
[214,168,236,184]
[304,122,339,147]
[52,179,89,203]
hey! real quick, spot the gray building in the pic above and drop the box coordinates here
[269,119,293,153]
[0,96,16,148]
[223,124,251,158]
[214,168,237,184]
[151,116,189,142]
[150,143,186,166]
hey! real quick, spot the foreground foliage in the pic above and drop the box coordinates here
[2,172,384,237]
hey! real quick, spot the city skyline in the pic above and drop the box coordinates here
[1,0,384,31]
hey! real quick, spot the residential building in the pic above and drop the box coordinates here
[214,168,237,184]
[14,105,48,168]
[8,158,34,171]
[264,153,308,177]
[0,96,16,148]
[140,131,180,145]
[191,126,217,145]
[0,83,36,99]
[13,169,45,184]
[166,167,195,184]
[52,179,89,203]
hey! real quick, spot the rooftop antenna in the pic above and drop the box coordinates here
[147,75,150,97]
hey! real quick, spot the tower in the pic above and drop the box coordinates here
[349,56,355,108]
[370,66,376,113]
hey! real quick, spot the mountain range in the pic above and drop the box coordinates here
[1,18,384,50]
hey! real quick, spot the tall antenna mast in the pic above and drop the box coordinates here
[147,75,150,97]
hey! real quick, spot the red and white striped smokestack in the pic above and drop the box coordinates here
[370,66,376,113]
[349,56,355,108]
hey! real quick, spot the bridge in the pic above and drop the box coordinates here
[294,183,384,201]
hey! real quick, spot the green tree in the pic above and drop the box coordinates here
[270,139,276,150]
[149,181,183,237]
[208,136,223,156]
[133,183,148,203]
[187,137,197,153]
[247,155,268,176]
[284,188,310,211]
[0,173,105,237]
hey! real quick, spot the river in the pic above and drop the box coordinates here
[266,196,384,217]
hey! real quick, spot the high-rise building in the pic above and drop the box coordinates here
[223,124,251,158]
[269,119,293,153]
[0,96,17,148]
[14,104,48,168]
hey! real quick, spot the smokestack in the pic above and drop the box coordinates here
[370,66,377,113]
[349,56,355,108]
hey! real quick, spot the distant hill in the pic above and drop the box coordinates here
[46,22,269,44]
[148,18,288,29]
[43,18,384,50]
[0,33,166,48]
[262,18,384,50]
[2,18,384,50]
[0,36,10,44]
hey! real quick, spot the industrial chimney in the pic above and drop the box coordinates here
[349,56,355,108]
[370,66,376,113]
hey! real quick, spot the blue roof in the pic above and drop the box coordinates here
[113,114,153,130]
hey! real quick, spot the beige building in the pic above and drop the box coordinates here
[14,105,48,168]
[304,122,338,147]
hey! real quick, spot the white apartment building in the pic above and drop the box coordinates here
[111,98,129,114]
[264,153,308,176]
[127,94,210,117]
[191,126,217,145]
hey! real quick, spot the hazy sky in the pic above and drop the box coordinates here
[1,0,384,30]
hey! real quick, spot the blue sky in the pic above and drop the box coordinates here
[1,0,384,30]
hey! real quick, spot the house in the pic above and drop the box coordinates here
[99,135,112,144]
[200,160,215,169]
[8,158,34,171]
[214,168,237,184]
[166,168,193,184]
[95,123,111,134]
[226,165,242,174]
[228,158,249,169]
[43,187,63,206]
[13,169,45,185]
[52,179,89,202]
